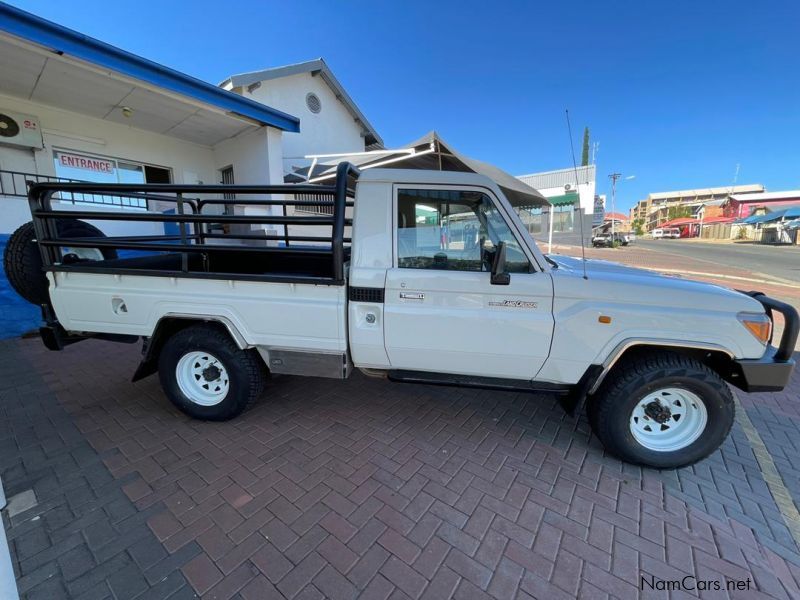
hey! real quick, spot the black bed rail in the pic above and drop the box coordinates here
[27,161,360,285]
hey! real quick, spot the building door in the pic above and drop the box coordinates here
[383,187,554,380]
[144,165,171,184]
[220,166,235,215]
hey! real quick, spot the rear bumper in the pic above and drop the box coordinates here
[732,292,799,392]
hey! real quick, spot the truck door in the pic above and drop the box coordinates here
[383,186,554,380]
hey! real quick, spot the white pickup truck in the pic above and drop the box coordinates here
[6,162,797,468]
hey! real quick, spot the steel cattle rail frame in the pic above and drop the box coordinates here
[27,161,360,286]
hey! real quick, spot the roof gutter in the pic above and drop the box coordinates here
[0,2,300,133]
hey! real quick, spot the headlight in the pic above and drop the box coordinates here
[737,312,772,345]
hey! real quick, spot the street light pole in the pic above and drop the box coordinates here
[608,173,621,238]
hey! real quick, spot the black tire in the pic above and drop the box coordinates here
[3,219,117,305]
[158,325,266,421]
[588,351,734,469]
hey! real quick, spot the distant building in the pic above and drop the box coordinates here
[593,212,631,234]
[723,190,800,219]
[629,184,764,231]
[516,165,596,243]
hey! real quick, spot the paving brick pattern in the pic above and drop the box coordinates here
[3,337,800,599]
[0,339,195,599]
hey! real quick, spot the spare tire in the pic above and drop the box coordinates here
[3,219,117,306]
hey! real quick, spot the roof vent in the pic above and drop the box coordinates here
[306,93,322,114]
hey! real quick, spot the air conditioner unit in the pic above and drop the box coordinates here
[564,183,573,191]
[0,109,44,150]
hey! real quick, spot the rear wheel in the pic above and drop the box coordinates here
[588,351,734,468]
[158,325,266,421]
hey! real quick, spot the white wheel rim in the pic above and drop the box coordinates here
[176,351,230,406]
[61,246,104,261]
[629,387,708,452]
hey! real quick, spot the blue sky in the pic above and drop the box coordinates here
[11,0,800,211]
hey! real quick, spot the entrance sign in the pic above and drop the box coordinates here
[57,152,115,174]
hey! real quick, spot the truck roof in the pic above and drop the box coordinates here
[358,168,498,187]
[358,168,548,209]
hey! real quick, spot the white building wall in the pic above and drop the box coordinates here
[0,93,287,238]
[212,126,272,184]
[240,73,365,172]
[211,126,285,240]
[0,92,221,234]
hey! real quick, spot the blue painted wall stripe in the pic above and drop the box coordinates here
[0,235,40,340]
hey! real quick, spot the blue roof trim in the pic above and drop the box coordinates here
[0,2,300,133]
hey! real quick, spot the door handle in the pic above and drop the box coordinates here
[400,292,425,300]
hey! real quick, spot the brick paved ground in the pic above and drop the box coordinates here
[2,337,800,599]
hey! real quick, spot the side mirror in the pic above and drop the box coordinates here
[490,241,510,285]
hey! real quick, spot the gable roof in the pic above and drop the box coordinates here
[0,2,300,133]
[221,58,382,148]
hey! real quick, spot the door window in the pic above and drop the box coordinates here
[397,189,531,272]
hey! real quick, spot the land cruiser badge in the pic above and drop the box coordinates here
[489,300,538,309]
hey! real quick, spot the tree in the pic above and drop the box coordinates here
[667,206,692,220]
[581,127,590,166]
[632,218,645,236]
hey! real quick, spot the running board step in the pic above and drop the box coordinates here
[387,370,571,395]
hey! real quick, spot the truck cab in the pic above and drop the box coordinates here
[348,169,554,381]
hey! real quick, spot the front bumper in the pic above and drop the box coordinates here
[731,292,799,392]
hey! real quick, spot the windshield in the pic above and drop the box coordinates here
[498,195,548,269]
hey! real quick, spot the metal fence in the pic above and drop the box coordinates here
[0,169,147,209]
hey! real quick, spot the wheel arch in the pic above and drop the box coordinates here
[588,340,735,395]
[132,315,249,382]
[562,340,737,417]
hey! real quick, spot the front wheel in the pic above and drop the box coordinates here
[588,352,734,468]
[158,325,266,420]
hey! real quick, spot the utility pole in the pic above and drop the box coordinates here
[608,173,621,238]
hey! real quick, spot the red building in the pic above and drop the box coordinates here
[724,191,800,219]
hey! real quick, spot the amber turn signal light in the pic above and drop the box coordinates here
[737,313,772,345]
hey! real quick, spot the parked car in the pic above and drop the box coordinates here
[4,164,797,469]
[592,233,628,247]
[592,233,612,247]
[653,227,681,239]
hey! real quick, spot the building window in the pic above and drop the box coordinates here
[53,149,171,208]
[552,203,574,233]
[537,192,578,233]
[513,206,543,234]
[396,188,530,272]
[306,93,322,114]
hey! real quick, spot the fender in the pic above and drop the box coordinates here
[131,314,248,382]
[587,338,735,395]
